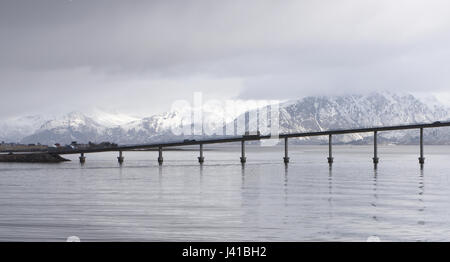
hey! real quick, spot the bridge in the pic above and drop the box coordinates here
[29,121,450,168]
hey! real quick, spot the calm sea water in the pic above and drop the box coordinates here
[1,144,450,242]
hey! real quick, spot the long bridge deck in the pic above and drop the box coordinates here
[3,121,450,167]
[55,121,450,153]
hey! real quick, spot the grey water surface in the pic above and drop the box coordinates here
[1,145,450,242]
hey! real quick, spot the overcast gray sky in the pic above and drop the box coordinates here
[1,0,450,119]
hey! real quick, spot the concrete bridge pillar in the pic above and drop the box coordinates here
[283,137,289,164]
[240,140,246,164]
[79,153,86,164]
[117,151,124,164]
[158,147,163,165]
[327,134,334,166]
[198,144,205,164]
[373,131,379,167]
[419,128,425,168]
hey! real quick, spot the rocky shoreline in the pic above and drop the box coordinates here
[0,153,70,163]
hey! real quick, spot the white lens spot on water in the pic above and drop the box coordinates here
[66,236,81,242]
[366,236,381,242]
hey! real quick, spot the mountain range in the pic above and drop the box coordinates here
[1,92,450,145]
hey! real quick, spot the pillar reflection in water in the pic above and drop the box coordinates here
[371,168,379,222]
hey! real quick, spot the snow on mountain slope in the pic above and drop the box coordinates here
[21,112,106,145]
[12,92,450,145]
[244,92,450,144]
[0,110,140,143]
[87,109,140,127]
[109,111,185,144]
[0,115,50,142]
[38,111,104,132]
[281,93,437,131]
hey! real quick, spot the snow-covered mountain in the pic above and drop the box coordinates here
[3,92,450,145]
[0,115,51,142]
[21,112,105,145]
[276,92,450,144]
[88,109,140,128]
[102,111,188,144]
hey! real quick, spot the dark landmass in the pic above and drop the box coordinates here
[0,153,70,163]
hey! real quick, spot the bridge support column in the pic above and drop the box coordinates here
[117,151,124,164]
[240,140,246,164]
[373,131,379,167]
[283,137,289,164]
[419,128,425,168]
[198,144,204,164]
[158,147,163,165]
[79,153,86,164]
[327,134,334,166]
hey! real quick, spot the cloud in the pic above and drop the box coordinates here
[1,0,450,118]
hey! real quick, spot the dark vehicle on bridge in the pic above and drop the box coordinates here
[243,131,261,138]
